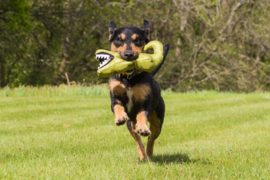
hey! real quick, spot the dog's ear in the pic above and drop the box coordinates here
[143,20,152,43]
[108,20,117,42]
[144,20,152,31]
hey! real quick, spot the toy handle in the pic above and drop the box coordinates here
[150,44,170,76]
[134,41,164,72]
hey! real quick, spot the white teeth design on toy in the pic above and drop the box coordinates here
[96,53,114,69]
[96,54,111,61]
[97,54,108,60]
[98,59,110,69]
[104,55,108,60]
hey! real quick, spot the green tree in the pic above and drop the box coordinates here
[1,0,270,92]
[0,0,31,87]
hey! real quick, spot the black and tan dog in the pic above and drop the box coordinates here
[107,20,169,160]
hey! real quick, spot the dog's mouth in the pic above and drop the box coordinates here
[96,52,114,69]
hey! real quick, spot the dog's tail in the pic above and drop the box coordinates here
[151,44,170,77]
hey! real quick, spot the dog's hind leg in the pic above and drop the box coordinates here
[146,99,165,157]
[127,120,148,160]
[146,112,161,157]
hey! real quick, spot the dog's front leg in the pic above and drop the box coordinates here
[113,103,129,126]
[109,78,129,126]
[110,94,129,126]
[135,110,151,136]
[132,84,152,136]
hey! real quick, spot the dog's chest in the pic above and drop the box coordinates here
[125,89,134,113]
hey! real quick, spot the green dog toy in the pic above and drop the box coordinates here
[95,41,164,78]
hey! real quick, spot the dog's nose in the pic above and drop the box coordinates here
[124,51,134,58]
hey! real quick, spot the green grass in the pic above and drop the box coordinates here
[1,85,270,179]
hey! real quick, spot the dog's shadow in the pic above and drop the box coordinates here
[149,153,210,165]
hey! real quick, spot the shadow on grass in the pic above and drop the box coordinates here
[149,153,211,165]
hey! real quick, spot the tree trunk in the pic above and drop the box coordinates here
[0,52,6,87]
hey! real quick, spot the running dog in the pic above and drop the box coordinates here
[106,20,169,160]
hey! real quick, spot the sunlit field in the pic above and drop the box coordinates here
[1,85,270,179]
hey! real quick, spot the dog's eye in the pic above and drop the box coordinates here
[134,38,144,46]
[117,38,123,43]
[134,39,140,43]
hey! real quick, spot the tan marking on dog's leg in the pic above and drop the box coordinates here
[109,79,128,125]
[127,120,148,160]
[147,111,161,157]
[114,104,129,126]
[132,84,151,102]
[109,79,126,96]
[135,111,151,136]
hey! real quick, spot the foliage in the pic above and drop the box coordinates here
[0,0,32,31]
[1,90,270,178]
[1,0,270,92]
[0,0,32,87]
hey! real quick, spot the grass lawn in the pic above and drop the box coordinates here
[0,86,270,179]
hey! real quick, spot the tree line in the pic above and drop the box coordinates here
[0,0,269,92]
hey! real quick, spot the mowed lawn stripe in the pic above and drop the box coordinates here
[0,91,270,179]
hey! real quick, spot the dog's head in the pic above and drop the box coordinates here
[108,20,151,61]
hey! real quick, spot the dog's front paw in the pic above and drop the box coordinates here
[135,124,151,136]
[115,113,129,126]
